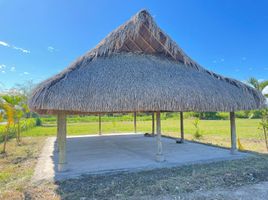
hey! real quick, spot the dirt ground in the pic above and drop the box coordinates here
[133,181,268,200]
[24,154,268,200]
[25,175,268,200]
[186,181,268,200]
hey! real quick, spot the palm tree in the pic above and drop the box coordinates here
[247,77,268,91]
[248,78,268,151]
[0,97,14,153]
[2,94,28,144]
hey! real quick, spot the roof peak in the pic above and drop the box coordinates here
[136,9,151,15]
[83,9,199,68]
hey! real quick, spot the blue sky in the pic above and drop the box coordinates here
[0,0,267,89]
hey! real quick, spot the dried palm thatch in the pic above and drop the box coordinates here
[29,10,266,114]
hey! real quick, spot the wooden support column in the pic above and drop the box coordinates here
[58,112,67,171]
[176,112,184,143]
[134,112,137,133]
[56,116,60,152]
[230,112,237,154]
[180,112,184,142]
[156,111,164,162]
[152,112,155,136]
[98,114,102,135]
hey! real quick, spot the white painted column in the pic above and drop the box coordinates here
[152,112,155,136]
[180,112,184,142]
[58,112,67,171]
[230,112,237,154]
[156,111,164,162]
[56,116,60,152]
[134,112,137,133]
[99,114,102,136]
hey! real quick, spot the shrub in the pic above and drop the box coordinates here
[193,118,202,139]
[0,118,36,143]
[35,118,42,126]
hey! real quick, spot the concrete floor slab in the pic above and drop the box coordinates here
[32,133,248,182]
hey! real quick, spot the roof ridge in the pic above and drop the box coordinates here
[82,10,200,69]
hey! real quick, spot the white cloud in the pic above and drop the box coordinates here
[0,41,9,47]
[0,64,6,69]
[48,46,54,52]
[23,72,29,75]
[212,58,225,63]
[1,70,6,74]
[47,46,58,53]
[10,67,15,72]
[12,46,30,53]
[0,40,30,54]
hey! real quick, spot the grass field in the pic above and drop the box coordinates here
[0,137,45,199]
[0,119,267,199]
[20,118,267,153]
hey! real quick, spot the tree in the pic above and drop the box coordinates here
[13,80,35,118]
[246,78,268,116]
[248,78,268,151]
[259,108,268,151]
[2,93,29,144]
[14,80,35,98]
[247,77,268,92]
[0,97,14,153]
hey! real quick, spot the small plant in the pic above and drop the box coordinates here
[193,118,202,139]
[0,98,14,154]
[259,108,268,152]
[238,137,245,151]
[36,118,42,126]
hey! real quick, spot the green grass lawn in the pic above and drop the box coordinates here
[21,118,267,153]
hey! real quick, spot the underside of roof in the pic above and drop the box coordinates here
[28,10,266,114]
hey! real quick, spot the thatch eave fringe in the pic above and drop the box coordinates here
[29,52,266,114]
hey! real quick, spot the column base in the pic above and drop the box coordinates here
[156,154,165,162]
[230,149,238,155]
[176,139,184,144]
[58,163,67,172]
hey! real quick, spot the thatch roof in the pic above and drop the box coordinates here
[29,10,266,114]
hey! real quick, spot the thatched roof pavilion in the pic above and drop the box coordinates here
[29,10,266,171]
